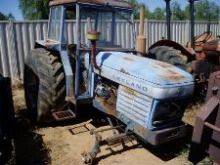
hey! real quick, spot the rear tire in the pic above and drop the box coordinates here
[24,48,66,122]
[148,46,187,70]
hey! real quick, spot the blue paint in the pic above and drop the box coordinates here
[96,52,194,87]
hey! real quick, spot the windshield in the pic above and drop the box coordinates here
[80,6,133,48]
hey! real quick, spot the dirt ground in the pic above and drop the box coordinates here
[6,85,215,165]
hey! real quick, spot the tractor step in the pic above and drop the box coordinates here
[52,109,76,121]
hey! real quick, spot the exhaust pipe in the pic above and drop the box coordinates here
[135,4,146,55]
[87,31,100,70]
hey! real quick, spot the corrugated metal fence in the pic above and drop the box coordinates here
[0,20,219,80]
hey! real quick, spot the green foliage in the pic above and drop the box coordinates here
[17,0,220,21]
[0,12,15,20]
[128,0,155,19]
[0,12,8,20]
[183,5,190,19]
[151,7,166,20]
[129,0,219,21]
[171,1,187,20]
[184,0,219,21]
[144,6,153,19]
[128,0,139,19]
[194,0,219,21]
[19,0,50,20]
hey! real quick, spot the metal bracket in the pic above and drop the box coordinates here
[81,123,134,164]
[60,51,74,100]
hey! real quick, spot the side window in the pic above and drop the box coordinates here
[64,6,76,44]
[48,6,62,41]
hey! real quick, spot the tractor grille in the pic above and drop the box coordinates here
[116,86,153,128]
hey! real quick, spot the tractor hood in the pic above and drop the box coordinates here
[91,52,194,99]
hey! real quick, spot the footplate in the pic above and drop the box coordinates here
[52,109,76,121]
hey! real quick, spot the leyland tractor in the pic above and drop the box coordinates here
[24,0,195,163]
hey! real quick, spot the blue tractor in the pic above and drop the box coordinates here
[23,0,195,163]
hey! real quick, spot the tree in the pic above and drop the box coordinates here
[144,6,153,19]
[0,12,15,20]
[195,0,219,21]
[171,1,186,20]
[184,0,220,21]
[151,7,166,20]
[19,0,50,20]
[129,0,153,19]
[0,12,8,20]
[129,0,140,19]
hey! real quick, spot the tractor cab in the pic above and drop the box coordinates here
[43,0,134,50]
[34,0,136,106]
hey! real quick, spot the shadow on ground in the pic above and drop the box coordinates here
[12,109,51,165]
[9,104,195,165]
[92,125,194,165]
[10,104,109,165]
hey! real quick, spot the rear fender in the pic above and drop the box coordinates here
[35,40,60,50]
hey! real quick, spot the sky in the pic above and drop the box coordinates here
[0,0,219,20]
[0,0,22,20]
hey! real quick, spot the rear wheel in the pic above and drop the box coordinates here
[24,48,66,122]
[148,46,187,70]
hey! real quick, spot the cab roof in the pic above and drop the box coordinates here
[49,0,132,9]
